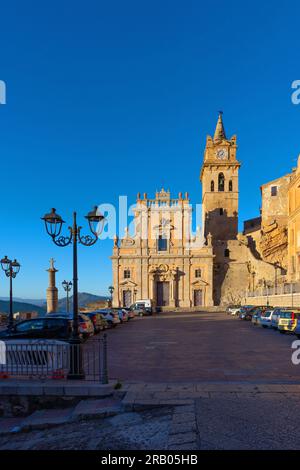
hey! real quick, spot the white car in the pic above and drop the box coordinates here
[227,306,241,316]
[260,309,275,328]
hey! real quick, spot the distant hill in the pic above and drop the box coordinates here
[57,292,108,312]
[0,293,107,316]
[0,300,46,316]
[0,297,46,307]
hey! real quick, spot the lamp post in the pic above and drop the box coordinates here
[0,256,21,330]
[62,280,72,313]
[274,262,280,296]
[108,285,114,307]
[42,207,105,379]
[262,279,270,307]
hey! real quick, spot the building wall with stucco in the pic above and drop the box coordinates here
[288,158,300,281]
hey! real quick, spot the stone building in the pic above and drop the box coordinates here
[111,189,214,309]
[244,174,291,272]
[112,113,278,307]
[287,156,300,281]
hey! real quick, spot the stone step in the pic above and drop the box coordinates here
[20,408,75,431]
[72,398,122,420]
[0,397,124,433]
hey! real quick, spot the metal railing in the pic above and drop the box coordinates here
[248,282,300,298]
[0,334,108,383]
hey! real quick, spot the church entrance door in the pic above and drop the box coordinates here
[156,282,170,307]
[194,289,203,306]
[123,290,132,307]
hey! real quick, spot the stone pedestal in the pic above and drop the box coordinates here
[46,258,58,314]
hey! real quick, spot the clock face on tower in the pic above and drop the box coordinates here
[215,148,228,160]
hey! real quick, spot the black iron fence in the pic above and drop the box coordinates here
[0,334,108,383]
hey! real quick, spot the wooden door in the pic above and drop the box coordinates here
[157,282,170,306]
[123,290,132,307]
[194,289,203,306]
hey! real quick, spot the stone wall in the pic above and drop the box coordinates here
[213,236,277,305]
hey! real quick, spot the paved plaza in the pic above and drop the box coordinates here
[106,311,300,383]
[2,311,300,450]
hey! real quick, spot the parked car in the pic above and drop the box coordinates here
[130,300,152,315]
[122,308,135,320]
[226,305,241,316]
[240,305,255,312]
[278,310,300,333]
[85,312,108,333]
[239,306,257,320]
[129,304,151,316]
[260,309,275,328]
[271,307,288,330]
[50,313,94,340]
[110,311,121,325]
[251,308,265,325]
[0,317,72,340]
[293,321,300,339]
[120,309,129,322]
[111,308,129,323]
[239,310,250,320]
[230,307,241,316]
[96,309,119,327]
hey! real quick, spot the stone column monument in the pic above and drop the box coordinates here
[46,258,58,314]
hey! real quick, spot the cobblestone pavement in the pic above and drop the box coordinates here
[2,383,300,449]
[105,311,300,383]
[195,394,300,450]
[0,407,174,450]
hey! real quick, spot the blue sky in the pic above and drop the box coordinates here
[0,0,299,299]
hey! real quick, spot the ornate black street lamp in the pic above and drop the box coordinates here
[108,285,114,306]
[42,207,105,379]
[62,280,72,313]
[1,256,21,330]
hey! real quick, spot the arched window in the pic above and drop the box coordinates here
[211,180,214,192]
[224,249,230,257]
[218,173,225,191]
[229,180,233,191]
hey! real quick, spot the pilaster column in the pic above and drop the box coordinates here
[149,274,156,307]
[112,258,120,307]
[169,275,176,308]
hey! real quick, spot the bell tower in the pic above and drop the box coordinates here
[200,112,240,241]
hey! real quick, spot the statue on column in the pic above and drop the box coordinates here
[113,234,119,247]
[46,258,58,314]
[207,232,212,247]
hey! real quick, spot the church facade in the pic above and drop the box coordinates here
[111,113,278,308]
[111,189,214,309]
